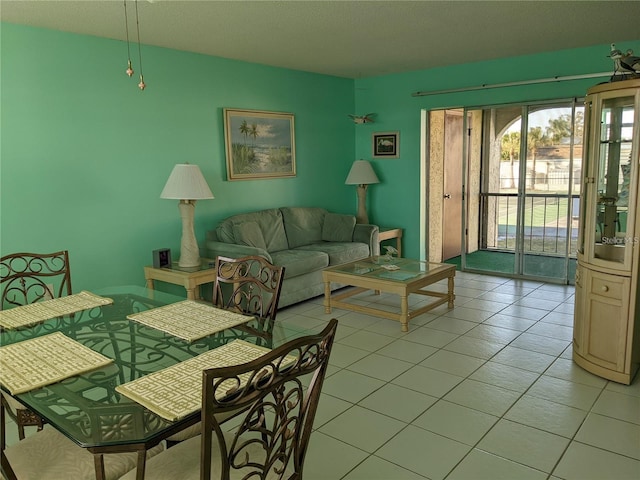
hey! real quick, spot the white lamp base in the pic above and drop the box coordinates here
[355,184,370,224]
[177,200,201,268]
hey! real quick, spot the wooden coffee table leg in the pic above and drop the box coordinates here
[324,280,331,314]
[400,294,409,332]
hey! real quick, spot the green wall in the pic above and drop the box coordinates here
[0,24,356,292]
[2,22,638,293]
[354,40,640,260]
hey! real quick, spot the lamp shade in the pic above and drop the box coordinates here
[160,164,214,200]
[345,160,380,185]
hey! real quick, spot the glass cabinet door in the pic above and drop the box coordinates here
[590,93,636,266]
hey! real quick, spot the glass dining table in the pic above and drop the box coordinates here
[0,285,283,479]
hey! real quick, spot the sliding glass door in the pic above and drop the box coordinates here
[462,100,583,283]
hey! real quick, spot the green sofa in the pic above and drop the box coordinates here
[203,207,380,308]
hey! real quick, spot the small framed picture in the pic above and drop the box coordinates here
[372,131,399,158]
[152,248,172,268]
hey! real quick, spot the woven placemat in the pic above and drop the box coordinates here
[0,291,114,330]
[126,300,253,342]
[116,340,292,421]
[0,332,113,395]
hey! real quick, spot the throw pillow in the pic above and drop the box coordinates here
[322,213,356,242]
[281,207,325,248]
[233,222,267,250]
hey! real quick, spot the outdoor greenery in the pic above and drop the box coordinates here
[495,196,578,255]
[497,196,571,226]
[500,112,584,162]
[500,112,584,189]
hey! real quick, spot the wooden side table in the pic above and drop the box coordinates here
[378,227,403,257]
[144,258,217,300]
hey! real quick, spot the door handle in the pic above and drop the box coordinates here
[443,194,451,199]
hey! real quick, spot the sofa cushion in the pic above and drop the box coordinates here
[322,213,356,242]
[295,242,369,266]
[270,249,329,279]
[280,207,327,249]
[232,222,267,250]
[216,208,289,253]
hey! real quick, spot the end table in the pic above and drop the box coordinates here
[378,227,403,257]
[144,258,217,300]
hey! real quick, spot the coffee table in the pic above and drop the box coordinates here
[322,257,455,332]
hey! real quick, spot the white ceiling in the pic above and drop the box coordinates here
[2,0,639,79]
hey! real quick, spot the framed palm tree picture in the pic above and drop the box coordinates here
[223,108,296,181]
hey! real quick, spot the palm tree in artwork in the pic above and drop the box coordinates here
[239,120,250,144]
[249,123,259,146]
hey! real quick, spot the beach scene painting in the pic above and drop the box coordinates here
[224,108,296,180]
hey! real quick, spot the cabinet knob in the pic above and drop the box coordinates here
[601,285,609,292]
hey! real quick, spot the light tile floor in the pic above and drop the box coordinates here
[273,271,640,480]
[5,271,639,479]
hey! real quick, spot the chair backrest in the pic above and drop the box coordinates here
[213,255,285,323]
[0,251,72,309]
[200,318,338,480]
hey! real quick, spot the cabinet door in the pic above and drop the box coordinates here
[583,89,637,272]
[582,269,631,372]
[572,266,584,355]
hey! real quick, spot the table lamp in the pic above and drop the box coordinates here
[345,160,379,224]
[160,164,214,267]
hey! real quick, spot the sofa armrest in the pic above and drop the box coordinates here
[353,224,380,256]
[203,241,273,263]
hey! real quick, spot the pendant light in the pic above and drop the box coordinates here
[134,0,146,90]
[123,0,146,91]
[123,0,134,77]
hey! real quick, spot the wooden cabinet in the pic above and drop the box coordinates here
[574,78,640,385]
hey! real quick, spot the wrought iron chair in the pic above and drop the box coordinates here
[1,449,17,480]
[213,254,285,328]
[1,404,165,480]
[165,255,286,446]
[120,318,338,480]
[1,251,72,308]
[0,250,73,446]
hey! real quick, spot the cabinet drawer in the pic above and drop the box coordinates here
[590,275,624,300]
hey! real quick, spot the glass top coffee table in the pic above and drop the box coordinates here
[322,257,455,332]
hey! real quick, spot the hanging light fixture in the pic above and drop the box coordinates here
[134,0,146,90]
[122,0,146,90]
[123,0,134,77]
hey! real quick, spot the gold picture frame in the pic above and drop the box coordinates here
[223,108,296,181]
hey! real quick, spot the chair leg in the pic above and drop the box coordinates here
[93,453,107,480]
[1,449,18,480]
[1,400,6,451]
[135,450,147,480]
